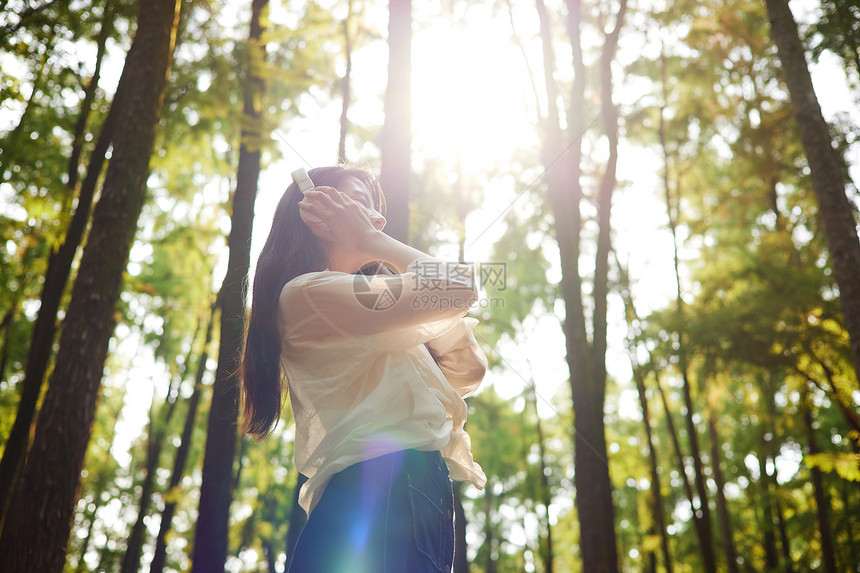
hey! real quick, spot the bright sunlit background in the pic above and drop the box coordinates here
[242,0,859,418]
[100,0,860,492]
[8,0,847,565]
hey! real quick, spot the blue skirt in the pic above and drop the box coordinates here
[287,449,455,573]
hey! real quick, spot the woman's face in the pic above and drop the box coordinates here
[336,176,374,207]
[313,176,386,273]
[334,176,386,230]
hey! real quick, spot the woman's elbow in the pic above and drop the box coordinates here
[454,358,487,397]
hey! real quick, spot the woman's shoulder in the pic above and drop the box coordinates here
[282,269,348,288]
[279,270,381,344]
[278,269,352,305]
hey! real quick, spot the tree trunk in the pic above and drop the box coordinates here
[638,378,672,573]
[840,480,857,570]
[261,538,277,573]
[758,451,779,570]
[233,499,258,560]
[761,375,794,572]
[757,376,779,571]
[483,479,497,573]
[618,275,673,573]
[453,481,469,573]
[592,6,623,565]
[528,387,554,573]
[75,396,123,573]
[150,299,217,573]
[122,315,203,573]
[764,0,860,384]
[657,56,717,571]
[678,370,715,568]
[120,399,163,573]
[0,5,117,527]
[379,0,411,242]
[0,0,181,570]
[256,486,280,573]
[96,532,119,573]
[232,435,247,491]
[337,0,353,163]
[148,360,207,573]
[802,404,838,573]
[656,370,721,572]
[66,0,114,193]
[190,1,268,569]
[73,503,99,573]
[775,494,794,572]
[285,473,308,566]
[706,411,738,573]
[536,1,626,570]
[805,353,860,437]
[0,304,16,384]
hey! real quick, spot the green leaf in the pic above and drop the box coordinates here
[804,453,860,482]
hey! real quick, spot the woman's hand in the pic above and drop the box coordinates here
[298,186,380,250]
[300,184,431,274]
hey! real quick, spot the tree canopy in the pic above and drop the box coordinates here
[0,0,858,571]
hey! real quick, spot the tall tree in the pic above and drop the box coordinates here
[119,397,165,573]
[0,1,116,526]
[149,300,215,573]
[67,385,124,573]
[120,304,204,573]
[337,0,354,163]
[528,385,555,573]
[190,0,269,569]
[285,473,308,565]
[618,265,673,573]
[534,0,626,570]
[0,0,181,569]
[379,0,411,242]
[467,387,525,572]
[482,479,498,573]
[764,0,860,384]
[705,389,739,573]
[452,482,470,573]
[802,399,839,573]
[659,68,717,570]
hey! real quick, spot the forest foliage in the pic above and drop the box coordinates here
[0,0,858,572]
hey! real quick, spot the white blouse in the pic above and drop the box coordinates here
[279,258,488,515]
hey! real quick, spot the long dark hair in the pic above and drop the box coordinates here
[241,165,385,439]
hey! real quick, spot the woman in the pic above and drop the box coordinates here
[240,165,488,573]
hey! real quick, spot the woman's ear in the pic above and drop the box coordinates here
[364,206,386,231]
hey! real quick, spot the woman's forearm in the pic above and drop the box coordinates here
[357,230,431,274]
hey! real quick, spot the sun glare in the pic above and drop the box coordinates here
[411,10,539,173]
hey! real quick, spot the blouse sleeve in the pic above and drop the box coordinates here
[281,258,479,351]
[425,317,487,397]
